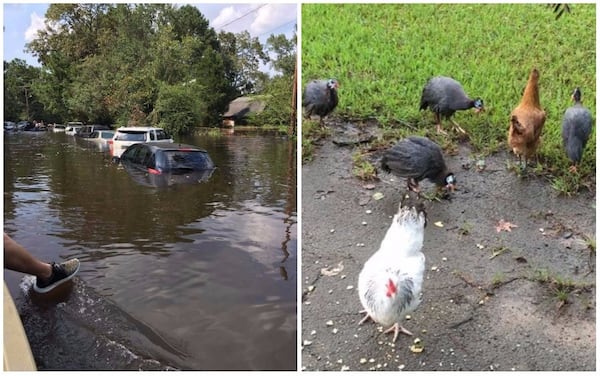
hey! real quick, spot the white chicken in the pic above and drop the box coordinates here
[358,198,426,343]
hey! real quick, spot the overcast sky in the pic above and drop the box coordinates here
[2,3,297,67]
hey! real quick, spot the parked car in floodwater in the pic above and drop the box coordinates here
[83,130,115,152]
[119,142,215,187]
[76,125,112,138]
[110,126,173,158]
[65,122,84,136]
[52,124,66,132]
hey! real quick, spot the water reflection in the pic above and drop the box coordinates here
[4,129,297,370]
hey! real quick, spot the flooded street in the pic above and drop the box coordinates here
[3,130,297,370]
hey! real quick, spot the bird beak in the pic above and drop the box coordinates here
[474,107,484,114]
[446,183,456,192]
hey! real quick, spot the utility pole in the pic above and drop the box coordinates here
[22,85,31,121]
[289,60,297,137]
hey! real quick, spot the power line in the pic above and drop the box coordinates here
[212,4,267,31]
[257,19,296,38]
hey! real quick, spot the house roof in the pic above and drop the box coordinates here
[222,97,266,118]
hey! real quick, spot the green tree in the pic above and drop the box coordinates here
[151,82,206,134]
[23,3,253,131]
[251,30,297,128]
[3,59,44,121]
[266,30,297,77]
[219,31,270,95]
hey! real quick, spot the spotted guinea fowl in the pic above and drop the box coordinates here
[419,76,484,134]
[381,136,455,194]
[562,87,593,174]
[302,78,339,127]
[358,193,427,343]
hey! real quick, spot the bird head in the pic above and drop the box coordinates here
[444,173,456,192]
[398,193,428,228]
[571,87,582,103]
[327,79,340,90]
[473,98,485,113]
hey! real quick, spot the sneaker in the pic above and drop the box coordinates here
[33,258,81,293]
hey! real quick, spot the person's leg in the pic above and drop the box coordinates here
[4,232,52,279]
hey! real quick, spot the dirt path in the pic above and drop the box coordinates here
[301,123,595,371]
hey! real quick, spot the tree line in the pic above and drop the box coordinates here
[4,4,296,134]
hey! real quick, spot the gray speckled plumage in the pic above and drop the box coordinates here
[562,88,593,166]
[420,76,483,133]
[420,76,482,115]
[302,79,339,124]
[381,136,452,188]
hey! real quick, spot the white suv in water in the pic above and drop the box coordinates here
[110,126,173,158]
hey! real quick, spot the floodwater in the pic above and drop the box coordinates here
[3,129,297,370]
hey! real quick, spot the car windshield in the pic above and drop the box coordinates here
[115,131,146,141]
[156,130,170,140]
[161,150,213,171]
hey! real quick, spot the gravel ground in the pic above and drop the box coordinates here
[301,122,595,371]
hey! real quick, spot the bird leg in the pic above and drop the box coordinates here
[319,116,326,128]
[383,322,413,343]
[569,165,579,174]
[434,113,447,135]
[407,178,421,193]
[450,119,467,134]
[358,310,372,325]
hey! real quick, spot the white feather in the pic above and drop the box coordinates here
[358,205,426,327]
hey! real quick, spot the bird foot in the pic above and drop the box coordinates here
[435,124,447,135]
[383,323,413,343]
[568,165,578,174]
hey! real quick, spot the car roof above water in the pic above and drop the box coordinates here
[115,126,165,132]
[138,141,208,153]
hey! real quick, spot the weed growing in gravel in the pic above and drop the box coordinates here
[351,149,377,181]
[491,272,505,287]
[302,120,331,162]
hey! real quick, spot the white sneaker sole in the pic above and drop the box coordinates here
[33,261,80,294]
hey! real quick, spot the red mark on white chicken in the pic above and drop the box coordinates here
[385,279,397,298]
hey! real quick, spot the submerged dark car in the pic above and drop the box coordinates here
[119,142,216,187]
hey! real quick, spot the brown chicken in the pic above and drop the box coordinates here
[508,68,546,168]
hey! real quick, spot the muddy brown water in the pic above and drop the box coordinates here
[301,126,595,371]
[4,130,296,370]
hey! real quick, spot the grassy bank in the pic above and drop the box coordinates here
[302,3,595,194]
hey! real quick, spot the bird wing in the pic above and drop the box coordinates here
[359,253,425,325]
[562,106,593,161]
[563,106,593,142]
[302,80,337,117]
[383,137,445,181]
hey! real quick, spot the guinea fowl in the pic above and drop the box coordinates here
[302,78,339,127]
[419,76,484,134]
[381,136,455,194]
[358,193,427,343]
[561,87,593,173]
[508,68,546,169]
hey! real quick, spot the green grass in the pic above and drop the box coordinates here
[351,148,377,180]
[302,4,595,193]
